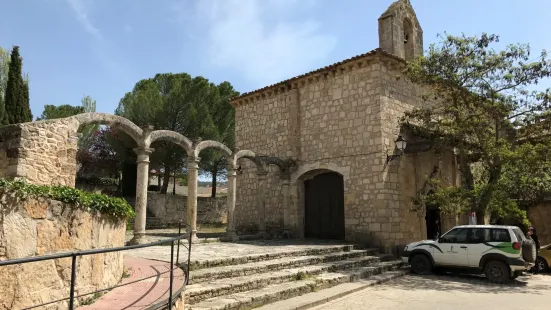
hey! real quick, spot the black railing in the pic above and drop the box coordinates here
[0,222,192,310]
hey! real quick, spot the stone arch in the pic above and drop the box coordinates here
[292,162,350,184]
[291,163,350,238]
[194,140,232,161]
[149,130,193,155]
[403,17,414,60]
[232,149,265,173]
[72,113,144,146]
[297,168,346,240]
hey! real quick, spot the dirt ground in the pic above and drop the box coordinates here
[310,272,551,310]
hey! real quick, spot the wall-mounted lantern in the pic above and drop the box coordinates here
[385,135,407,166]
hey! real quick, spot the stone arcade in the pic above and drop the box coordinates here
[0,112,261,243]
[231,0,464,250]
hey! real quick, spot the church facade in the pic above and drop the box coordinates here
[230,0,463,250]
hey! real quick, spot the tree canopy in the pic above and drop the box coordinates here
[36,104,85,120]
[115,73,238,194]
[402,33,551,225]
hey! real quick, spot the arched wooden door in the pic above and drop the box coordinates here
[304,172,345,240]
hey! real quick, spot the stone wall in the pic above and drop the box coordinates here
[147,192,227,225]
[0,118,79,187]
[0,197,126,310]
[528,202,551,246]
[232,52,462,249]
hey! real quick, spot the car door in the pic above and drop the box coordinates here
[433,227,470,266]
[465,227,491,267]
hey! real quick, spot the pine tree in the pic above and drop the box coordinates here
[4,46,31,124]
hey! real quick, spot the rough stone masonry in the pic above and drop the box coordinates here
[230,0,462,250]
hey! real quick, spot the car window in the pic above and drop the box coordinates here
[468,228,512,243]
[439,228,468,243]
[512,228,526,242]
[489,229,511,242]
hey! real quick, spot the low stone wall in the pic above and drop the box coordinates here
[529,202,551,246]
[0,198,126,310]
[147,192,227,225]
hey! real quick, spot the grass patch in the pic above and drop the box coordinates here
[122,267,132,279]
[79,292,104,306]
[291,271,313,281]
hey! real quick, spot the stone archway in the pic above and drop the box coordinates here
[291,163,350,239]
[301,170,345,240]
[0,112,270,244]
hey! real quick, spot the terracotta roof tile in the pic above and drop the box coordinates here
[231,48,404,103]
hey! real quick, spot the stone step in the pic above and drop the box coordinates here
[188,260,404,310]
[256,268,410,310]
[186,254,394,304]
[189,249,379,283]
[188,244,359,271]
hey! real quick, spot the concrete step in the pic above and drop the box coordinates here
[187,244,359,271]
[186,254,393,304]
[189,249,379,284]
[256,267,410,310]
[188,260,405,310]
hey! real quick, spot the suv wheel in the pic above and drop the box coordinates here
[484,261,509,284]
[535,257,548,273]
[410,254,432,275]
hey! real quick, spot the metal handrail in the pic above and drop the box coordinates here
[0,222,192,310]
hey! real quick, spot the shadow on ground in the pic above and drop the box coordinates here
[375,273,550,295]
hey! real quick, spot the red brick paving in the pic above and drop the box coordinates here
[78,256,185,310]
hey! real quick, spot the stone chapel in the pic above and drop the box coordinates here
[230,0,462,250]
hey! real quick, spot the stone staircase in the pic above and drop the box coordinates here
[184,244,406,310]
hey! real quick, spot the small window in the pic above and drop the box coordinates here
[439,228,468,243]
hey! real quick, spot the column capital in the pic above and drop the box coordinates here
[187,156,200,169]
[227,167,237,178]
[133,147,155,156]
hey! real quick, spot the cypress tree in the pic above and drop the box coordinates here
[4,46,31,124]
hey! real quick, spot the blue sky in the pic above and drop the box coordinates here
[1,0,551,118]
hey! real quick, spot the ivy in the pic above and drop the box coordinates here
[0,178,135,219]
[76,176,119,187]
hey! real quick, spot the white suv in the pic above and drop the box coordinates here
[402,225,536,283]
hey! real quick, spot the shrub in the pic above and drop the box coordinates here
[0,178,135,219]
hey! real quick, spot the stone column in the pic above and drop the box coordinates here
[226,165,239,241]
[187,156,200,242]
[281,175,291,233]
[256,171,268,236]
[128,147,154,245]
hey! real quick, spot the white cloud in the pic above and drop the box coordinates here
[65,0,102,40]
[185,0,337,87]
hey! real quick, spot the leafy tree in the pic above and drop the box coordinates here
[4,46,32,124]
[116,73,238,195]
[36,104,85,120]
[402,33,551,225]
[78,95,99,149]
[199,81,239,197]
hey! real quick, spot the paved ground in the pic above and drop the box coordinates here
[78,257,185,310]
[310,272,551,310]
[124,239,350,264]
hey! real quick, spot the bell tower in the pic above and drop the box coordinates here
[378,0,423,60]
